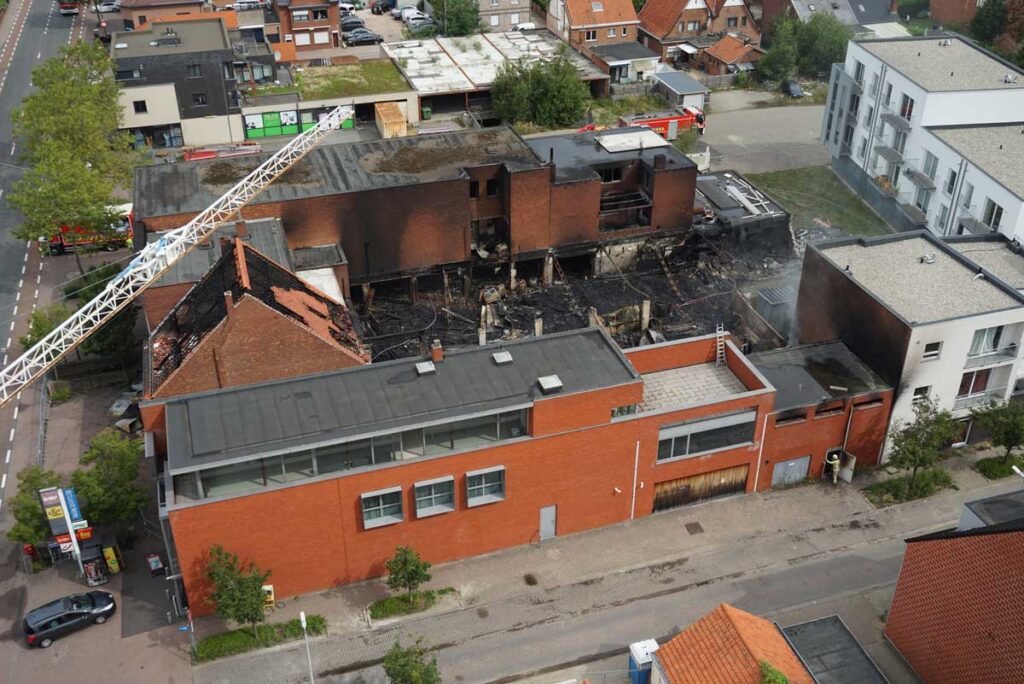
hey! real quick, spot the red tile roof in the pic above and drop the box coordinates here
[654,604,814,684]
[885,525,1024,683]
[565,0,639,26]
[705,34,763,64]
[638,0,687,39]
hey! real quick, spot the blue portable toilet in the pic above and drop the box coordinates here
[628,639,660,684]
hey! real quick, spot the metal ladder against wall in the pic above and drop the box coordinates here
[715,323,725,366]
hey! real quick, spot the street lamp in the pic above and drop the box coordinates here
[300,611,315,684]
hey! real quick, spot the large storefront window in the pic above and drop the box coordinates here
[657,410,757,462]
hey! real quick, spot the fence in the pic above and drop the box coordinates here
[609,82,654,100]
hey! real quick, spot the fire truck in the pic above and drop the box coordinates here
[58,0,80,15]
[617,107,706,140]
[49,204,134,256]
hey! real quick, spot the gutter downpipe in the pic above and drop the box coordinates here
[752,411,771,493]
[630,439,640,520]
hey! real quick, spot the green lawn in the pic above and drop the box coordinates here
[255,60,410,100]
[747,166,891,237]
[589,95,670,127]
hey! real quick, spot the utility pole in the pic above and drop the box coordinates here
[300,611,315,683]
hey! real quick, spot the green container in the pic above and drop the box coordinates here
[341,118,355,129]
[421,105,432,120]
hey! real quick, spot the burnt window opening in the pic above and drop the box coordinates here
[486,178,498,197]
[469,180,479,198]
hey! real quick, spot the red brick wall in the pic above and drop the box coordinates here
[508,167,555,254]
[571,23,635,50]
[625,337,718,372]
[152,295,366,400]
[547,180,603,246]
[885,531,1024,683]
[651,166,696,231]
[532,382,644,436]
[709,7,761,44]
[279,2,340,50]
[930,0,978,24]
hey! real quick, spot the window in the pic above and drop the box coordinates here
[922,151,938,180]
[937,203,949,232]
[312,8,328,19]
[599,167,622,183]
[138,14,147,24]
[510,13,520,23]
[961,181,974,209]
[611,404,638,418]
[742,16,747,25]
[186,63,202,78]
[848,93,860,119]
[869,73,879,97]
[292,9,309,21]
[983,199,1004,230]
[686,20,700,31]
[469,180,479,198]
[132,100,147,114]
[857,137,867,159]
[944,168,957,195]
[958,369,991,398]
[466,467,505,507]
[899,93,914,120]
[970,326,1004,357]
[622,27,628,36]
[914,187,931,212]
[313,31,330,44]
[656,411,757,462]
[923,342,942,360]
[727,17,738,27]
[115,68,141,80]
[192,92,208,106]
[490,15,499,26]
[415,477,455,517]
[883,82,893,106]
[893,130,907,154]
[853,60,865,84]
[912,386,930,403]
[201,459,269,498]
[486,178,498,197]
[585,30,597,41]
[295,32,311,46]
[361,487,403,529]
[608,28,616,37]
[490,0,497,5]
[592,1,603,8]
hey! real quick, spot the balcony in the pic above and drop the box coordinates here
[897,202,928,225]
[958,216,993,235]
[965,344,1019,369]
[880,111,911,131]
[875,144,904,164]
[953,386,1007,411]
[839,141,852,158]
[873,174,899,198]
[599,190,652,214]
[904,168,936,190]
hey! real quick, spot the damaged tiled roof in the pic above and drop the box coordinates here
[654,604,814,684]
[149,240,366,391]
[565,0,639,27]
[706,34,762,64]
[639,0,687,39]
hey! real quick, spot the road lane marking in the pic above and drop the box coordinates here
[1,473,6,489]
[4,449,10,464]
[11,305,16,316]
[8,428,14,442]
[12,406,18,420]
[34,288,39,299]
[9,321,14,331]
[9,142,14,156]
[17,278,22,289]
[14,292,19,302]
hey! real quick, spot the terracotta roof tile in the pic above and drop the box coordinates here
[654,604,814,684]
[705,34,762,64]
[639,0,687,39]
[565,0,639,26]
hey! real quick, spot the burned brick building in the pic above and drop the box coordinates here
[133,126,698,293]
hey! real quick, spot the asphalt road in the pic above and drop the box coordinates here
[702,101,831,175]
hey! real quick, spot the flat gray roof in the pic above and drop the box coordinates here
[783,616,888,684]
[928,123,1024,201]
[525,128,695,183]
[750,341,890,412]
[135,127,543,220]
[111,19,230,59]
[589,42,660,63]
[652,70,709,95]
[947,237,1024,290]
[163,327,639,473]
[965,490,1024,526]
[819,234,1023,324]
[857,37,1024,92]
[148,218,290,288]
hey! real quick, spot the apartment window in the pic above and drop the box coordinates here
[942,168,957,196]
[922,342,942,360]
[313,31,329,44]
[612,404,638,418]
[486,178,498,197]
[914,187,931,212]
[414,477,455,518]
[848,93,860,118]
[469,180,479,198]
[312,8,328,19]
[466,467,505,507]
[686,20,700,31]
[741,16,747,25]
[869,73,879,97]
[192,92,208,106]
[585,30,597,41]
[608,28,616,37]
[853,60,865,84]
[512,0,520,4]
[958,369,991,398]
[864,105,874,128]
[600,167,622,183]
[883,82,893,106]
[361,487,403,529]
[893,130,907,154]
[856,137,867,159]
[510,13,520,23]
[185,64,203,79]
[622,27,628,36]
[727,17,738,27]
[132,100,147,114]
[899,93,915,121]
[912,386,930,403]
[592,1,604,8]
[983,199,1004,230]
[970,326,1004,357]
[490,0,498,5]
[922,151,938,180]
[937,203,949,232]
[961,181,974,209]
[115,68,141,80]
[292,9,309,21]
[490,15,499,26]
[656,411,757,462]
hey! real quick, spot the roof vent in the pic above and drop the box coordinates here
[938,39,952,46]
[492,350,513,365]
[114,43,128,49]
[1004,73,1018,84]
[921,253,936,264]
[538,374,563,395]
[415,361,436,376]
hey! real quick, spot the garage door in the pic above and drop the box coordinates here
[772,456,811,488]
[653,464,749,512]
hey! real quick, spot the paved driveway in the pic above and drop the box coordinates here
[703,103,830,174]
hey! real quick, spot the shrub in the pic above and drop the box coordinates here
[50,383,73,405]
[733,71,750,88]
[193,615,327,662]
[369,588,455,620]
[863,468,955,505]
[760,661,789,684]
[976,455,1024,479]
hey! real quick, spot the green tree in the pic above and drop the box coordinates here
[493,54,589,128]
[757,17,799,82]
[70,429,148,529]
[64,263,140,358]
[795,14,853,77]
[972,400,1024,465]
[972,0,1007,43]
[433,0,480,36]
[887,397,958,492]
[206,545,271,637]
[385,546,432,597]
[20,303,74,349]
[5,466,62,545]
[383,638,441,684]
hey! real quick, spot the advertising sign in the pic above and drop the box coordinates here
[38,487,68,536]
[71,519,89,531]
[75,527,93,541]
[63,488,83,522]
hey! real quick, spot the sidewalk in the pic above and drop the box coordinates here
[193,448,1017,683]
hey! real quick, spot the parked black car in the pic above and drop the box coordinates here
[781,80,805,98]
[341,15,366,30]
[23,591,116,648]
[344,29,383,45]
[371,0,391,14]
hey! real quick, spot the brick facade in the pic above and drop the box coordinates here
[639,0,760,62]
[275,0,341,50]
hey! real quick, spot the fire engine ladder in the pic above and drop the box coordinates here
[715,323,726,367]
[0,106,354,407]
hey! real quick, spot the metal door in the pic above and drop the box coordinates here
[771,456,811,488]
[539,505,557,541]
[667,119,679,140]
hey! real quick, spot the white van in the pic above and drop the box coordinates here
[512,22,537,31]
[338,3,356,11]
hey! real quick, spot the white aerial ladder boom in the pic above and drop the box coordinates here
[0,105,354,407]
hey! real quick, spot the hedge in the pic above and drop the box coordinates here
[194,614,327,662]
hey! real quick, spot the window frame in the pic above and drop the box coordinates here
[414,476,456,518]
[585,30,597,42]
[983,198,1004,230]
[944,168,957,195]
[186,63,202,78]
[656,410,757,463]
[912,386,931,403]
[466,466,506,507]
[922,342,942,360]
[132,100,148,114]
[726,17,738,28]
[361,486,404,529]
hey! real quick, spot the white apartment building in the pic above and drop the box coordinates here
[822,36,1024,240]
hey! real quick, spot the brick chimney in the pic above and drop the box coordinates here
[234,220,248,239]
[653,154,667,170]
[889,0,898,14]
[430,338,444,363]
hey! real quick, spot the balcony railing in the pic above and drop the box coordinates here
[904,168,936,190]
[873,174,899,198]
[958,216,993,235]
[953,386,1007,411]
[875,144,905,164]
[965,344,1019,369]
[839,141,852,157]
[880,110,911,131]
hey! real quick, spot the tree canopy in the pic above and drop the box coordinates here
[63,263,140,358]
[383,638,441,684]
[972,0,1007,44]
[5,466,62,546]
[386,546,432,597]
[20,303,75,350]
[759,15,851,81]
[433,0,481,37]
[206,545,271,636]
[757,18,799,82]
[492,54,589,128]
[887,397,958,491]
[972,400,1024,464]
[70,429,148,528]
